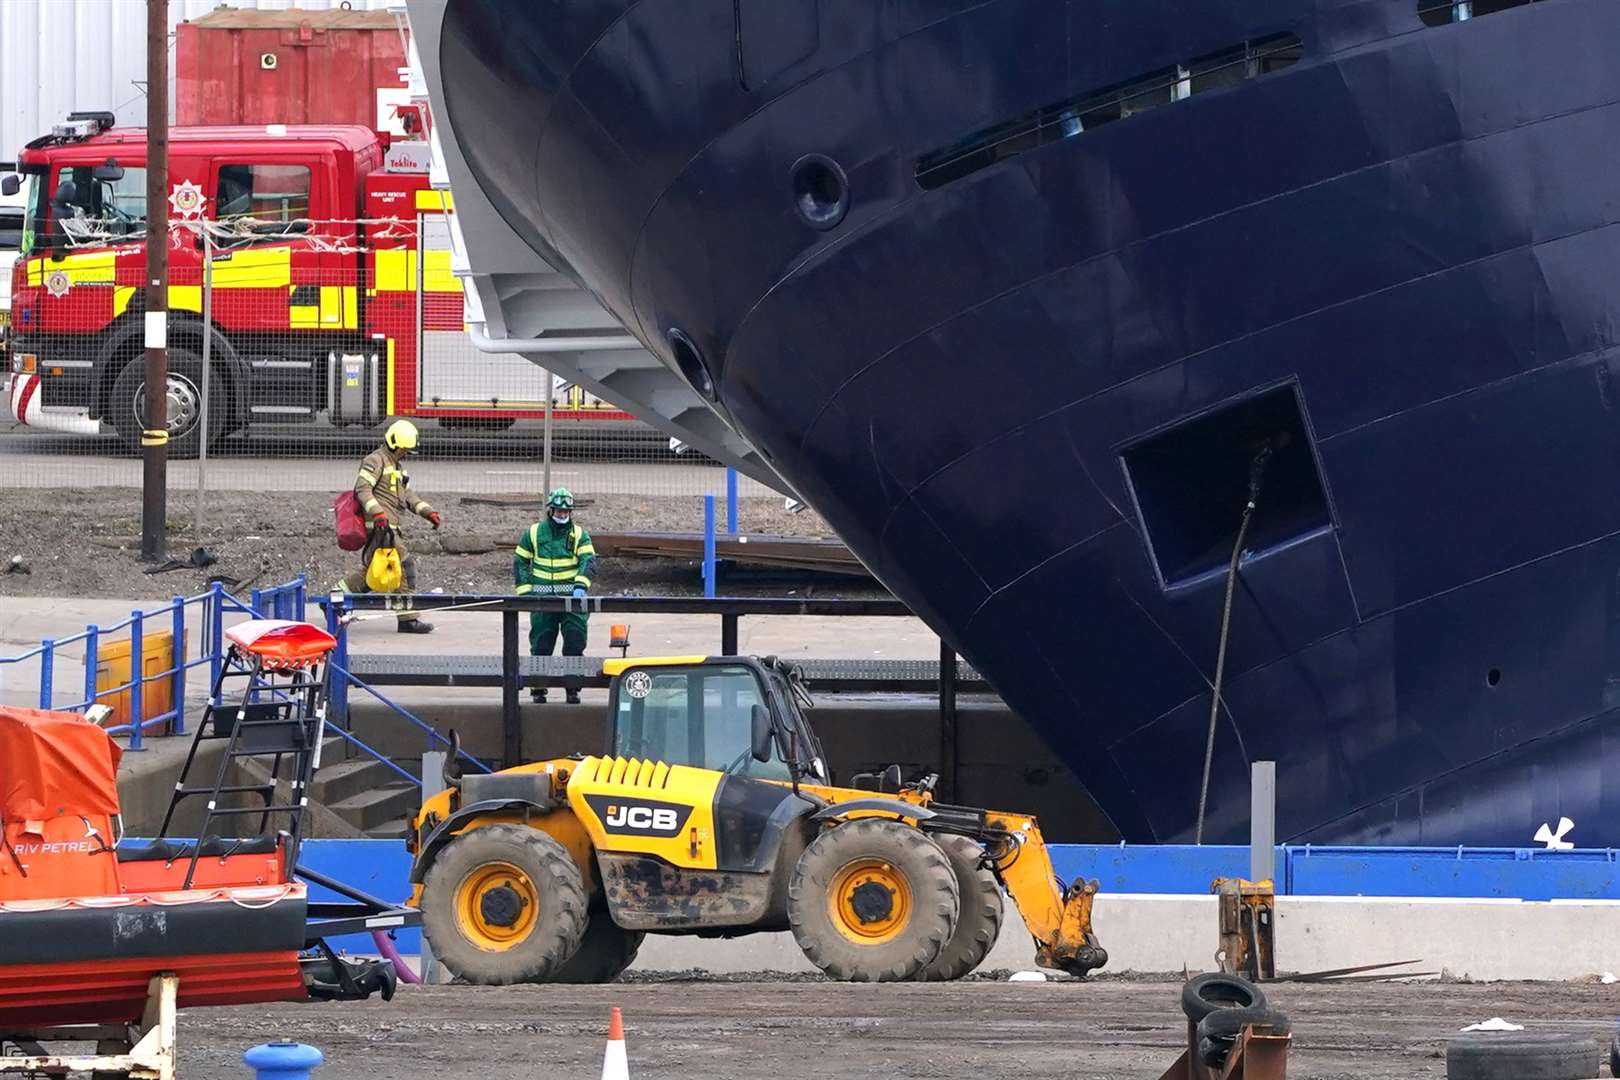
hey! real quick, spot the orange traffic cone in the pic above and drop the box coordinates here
[601,1006,629,1080]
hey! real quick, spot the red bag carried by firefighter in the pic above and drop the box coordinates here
[333,491,367,551]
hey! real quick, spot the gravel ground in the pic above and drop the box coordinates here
[167,976,1620,1080]
[0,489,882,601]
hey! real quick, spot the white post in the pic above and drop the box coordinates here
[195,229,213,540]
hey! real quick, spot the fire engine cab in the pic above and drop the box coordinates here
[2,113,626,454]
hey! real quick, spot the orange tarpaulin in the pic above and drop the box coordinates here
[0,707,122,822]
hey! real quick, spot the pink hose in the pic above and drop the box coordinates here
[372,929,422,985]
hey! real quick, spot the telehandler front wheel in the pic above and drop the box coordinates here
[542,911,645,984]
[916,833,1004,981]
[788,819,959,982]
[420,823,589,985]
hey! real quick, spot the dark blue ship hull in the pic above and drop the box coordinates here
[436,0,1620,845]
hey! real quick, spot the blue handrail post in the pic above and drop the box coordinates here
[82,626,99,710]
[726,467,738,535]
[330,595,350,724]
[208,580,225,690]
[251,588,265,618]
[295,577,307,621]
[128,610,145,751]
[38,639,54,708]
[703,495,717,599]
[170,596,187,736]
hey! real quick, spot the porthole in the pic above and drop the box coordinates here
[791,154,849,230]
[668,329,716,401]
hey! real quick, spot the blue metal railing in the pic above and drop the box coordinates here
[327,661,494,779]
[0,577,308,750]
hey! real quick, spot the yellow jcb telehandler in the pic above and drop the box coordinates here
[406,656,1105,984]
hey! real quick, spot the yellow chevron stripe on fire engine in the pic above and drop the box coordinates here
[112,285,203,318]
[374,249,458,293]
[31,251,117,284]
[289,285,359,330]
[211,246,293,289]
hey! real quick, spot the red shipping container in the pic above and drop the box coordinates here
[175,7,409,130]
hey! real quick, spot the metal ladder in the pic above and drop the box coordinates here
[156,643,331,888]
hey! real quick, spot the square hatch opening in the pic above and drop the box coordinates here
[1122,384,1332,588]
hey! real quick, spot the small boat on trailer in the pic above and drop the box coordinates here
[0,619,417,1076]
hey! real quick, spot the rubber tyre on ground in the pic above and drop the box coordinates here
[1446,1032,1598,1080]
[915,833,1004,981]
[108,345,226,459]
[1180,972,1268,1024]
[1195,1005,1292,1068]
[1609,1030,1619,1079]
[419,823,589,985]
[787,819,959,982]
[541,911,645,984]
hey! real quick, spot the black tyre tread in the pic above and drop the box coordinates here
[916,833,1004,981]
[1446,1032,1598,1080]
[108,346,224,459]
[1608,1031,1618,1079]
[1196,1005,1292,1067]
[420,823,589,985]
[542,912,645,984]
[1180,972,1267,1023]
[787,819,959,983]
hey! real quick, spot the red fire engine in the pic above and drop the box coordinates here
[3,113,630,454]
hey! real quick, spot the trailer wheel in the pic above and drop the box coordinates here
[1445,1032,1598,1080]
[108,346,226,459]
[541,911,644,984]
[788,819,959,982]
[420,823,588,985]
[915,833,1004,981]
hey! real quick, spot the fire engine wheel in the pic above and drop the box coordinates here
[788,819,959,982]
[539,910,644,984]
[109,346,226,459]
[915,833,1004,981]
[420,823,589,985]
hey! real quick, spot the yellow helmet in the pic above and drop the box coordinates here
[384,419,419,452]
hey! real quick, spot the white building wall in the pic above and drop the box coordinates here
[0,0,399,162]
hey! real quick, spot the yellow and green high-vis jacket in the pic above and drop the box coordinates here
[514,519,597,595]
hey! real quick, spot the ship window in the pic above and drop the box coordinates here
[1419,0,1537,27]
[915,33,1303,191]
[1122,384,1332,589]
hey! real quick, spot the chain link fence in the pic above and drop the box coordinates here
[1,216,780,531]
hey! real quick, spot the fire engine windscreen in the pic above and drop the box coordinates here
[52,163,146,244]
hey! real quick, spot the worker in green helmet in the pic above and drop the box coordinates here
[514,488,597,703]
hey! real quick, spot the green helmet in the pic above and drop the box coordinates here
[546,488,575,511]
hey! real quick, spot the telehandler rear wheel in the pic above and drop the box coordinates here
[543,911,645,984]
[788,819,959,982]
[916,833,1004,981]
[420,823,589,985]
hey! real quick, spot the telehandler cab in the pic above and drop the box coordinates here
[407,656,1106,984]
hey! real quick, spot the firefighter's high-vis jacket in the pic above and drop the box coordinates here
[355,446,433,529]
[514,518,597,596]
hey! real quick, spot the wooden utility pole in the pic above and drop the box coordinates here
[141,0,169,561]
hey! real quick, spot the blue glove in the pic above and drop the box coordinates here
[572,585,587,598]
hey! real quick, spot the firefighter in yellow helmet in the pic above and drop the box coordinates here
[338,419,440,633]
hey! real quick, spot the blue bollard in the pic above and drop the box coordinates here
[244,1042,323,1080]
[725,467,738,535]
[703,495,717,598]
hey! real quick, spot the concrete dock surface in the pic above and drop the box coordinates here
[177,976,1619,1080]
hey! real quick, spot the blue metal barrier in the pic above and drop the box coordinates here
[0,577,309,749]
[327,662,494,783]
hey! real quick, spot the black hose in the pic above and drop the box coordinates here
[1195,448,1272,845]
